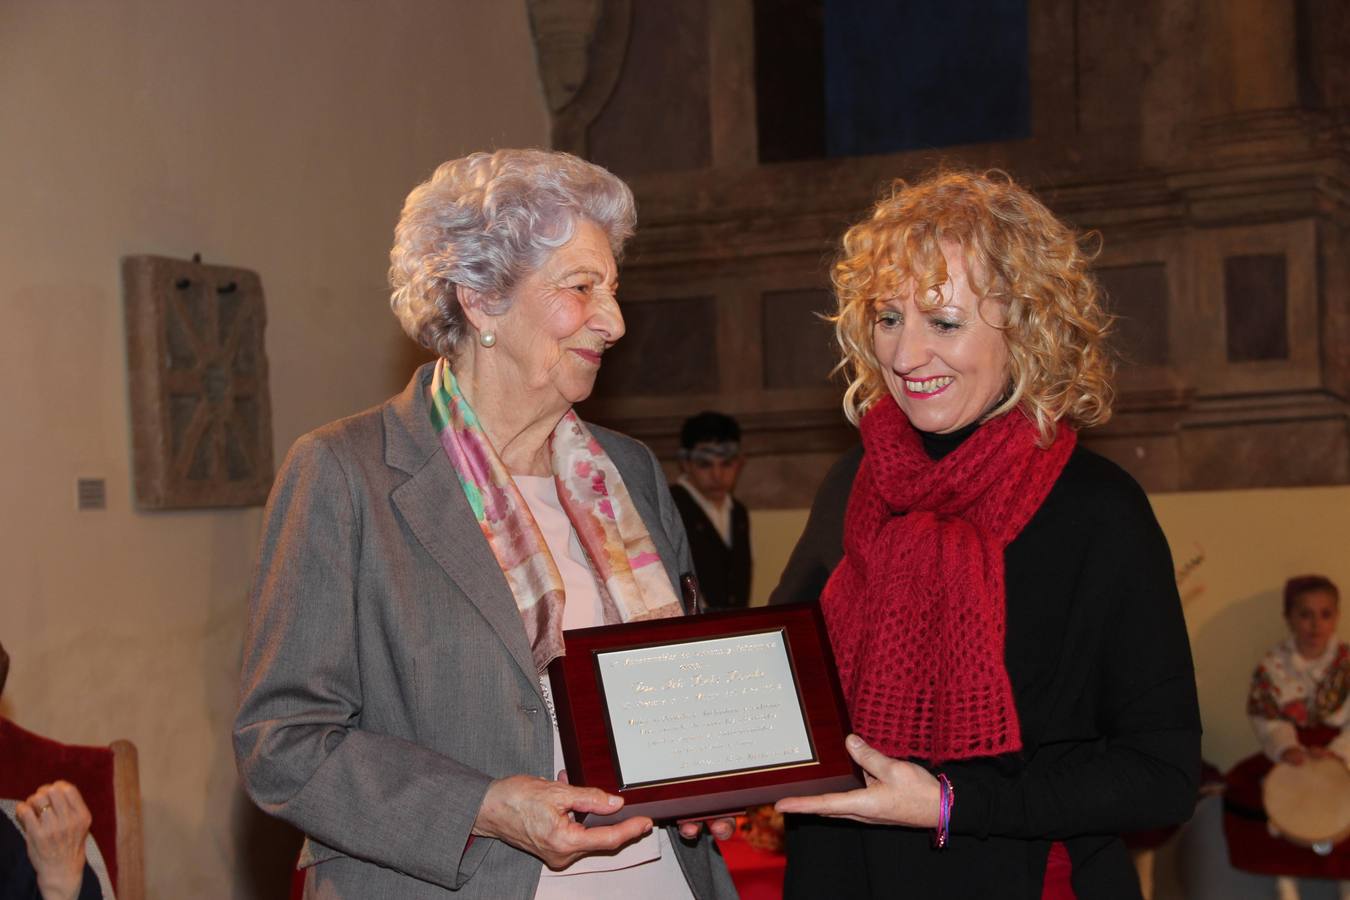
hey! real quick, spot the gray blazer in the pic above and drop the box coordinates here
[234,363,738,899]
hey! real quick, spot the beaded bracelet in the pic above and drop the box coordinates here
[933,773,954,849]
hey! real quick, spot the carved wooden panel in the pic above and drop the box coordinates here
[761,288,836,389]
[1182,418,1350,489]
[1089,233,1191,401]
[1193,220,1319,395]
[587,0,712,175]
[1224,253,1289,362]
[540,0,1349,494]
[1096,263,1170,367]
[122,255,273,509]
[592,296,718,397]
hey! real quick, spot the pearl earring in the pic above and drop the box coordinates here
[479,330,496,348]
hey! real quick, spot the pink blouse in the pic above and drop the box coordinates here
[514,475,694,900]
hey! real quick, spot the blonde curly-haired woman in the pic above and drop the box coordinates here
[771,170,1201,900]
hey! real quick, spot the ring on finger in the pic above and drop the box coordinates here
[37,803,53,817]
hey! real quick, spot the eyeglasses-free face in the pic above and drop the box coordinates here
[680,448,743,503]
[872,242,1010,435]
[1286,589,1340,659]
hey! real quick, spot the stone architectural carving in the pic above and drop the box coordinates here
[526,0,631,151]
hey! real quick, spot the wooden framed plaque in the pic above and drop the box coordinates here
[547,603,860,825]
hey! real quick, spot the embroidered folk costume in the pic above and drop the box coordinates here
[1248,638,1350,763]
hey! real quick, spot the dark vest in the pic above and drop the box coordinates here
[670,484,752,609]
[1,811,103,900]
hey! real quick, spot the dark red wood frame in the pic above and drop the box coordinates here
[547,602,860,825]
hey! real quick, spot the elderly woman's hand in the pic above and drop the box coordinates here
[473,774,653,870]
[14,781,92,900]
[775,735,941,828]
[557,768,733,841]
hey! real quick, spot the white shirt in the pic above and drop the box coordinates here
[675,475,734,546]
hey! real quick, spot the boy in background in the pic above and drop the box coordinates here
[671,412,751,610]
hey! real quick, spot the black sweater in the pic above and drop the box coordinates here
[770,434,1201,899]
[670,484,752,610]
[1,814,102,900]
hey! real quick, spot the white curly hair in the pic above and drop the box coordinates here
[388,149,637,359]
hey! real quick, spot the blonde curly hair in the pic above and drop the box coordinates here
[832,169,1114,445]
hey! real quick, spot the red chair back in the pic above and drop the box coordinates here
[0,717,140,897]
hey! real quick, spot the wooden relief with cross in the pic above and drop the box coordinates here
[123,254,274,509]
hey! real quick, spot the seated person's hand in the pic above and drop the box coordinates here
[14,781,93,900]
[1280,746,1308,766]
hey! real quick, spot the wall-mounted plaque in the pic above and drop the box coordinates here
[122,255,273,509]
[547,603,859,825]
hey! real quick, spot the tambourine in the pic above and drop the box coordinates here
[1262,756,1350,854]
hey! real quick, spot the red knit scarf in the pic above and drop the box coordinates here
[819,397,1076,762]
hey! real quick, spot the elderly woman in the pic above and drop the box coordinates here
[770,171,1201,899]
[233,150,736,899]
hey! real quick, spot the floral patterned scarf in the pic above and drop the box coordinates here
[429,359,683,673]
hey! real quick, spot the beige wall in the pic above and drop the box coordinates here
[0,2,546,896]
[751,485,1350,770]
[1152,486,1350,769]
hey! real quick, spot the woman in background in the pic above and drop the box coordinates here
[234,150,734,899]
[772,170,1201,899]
